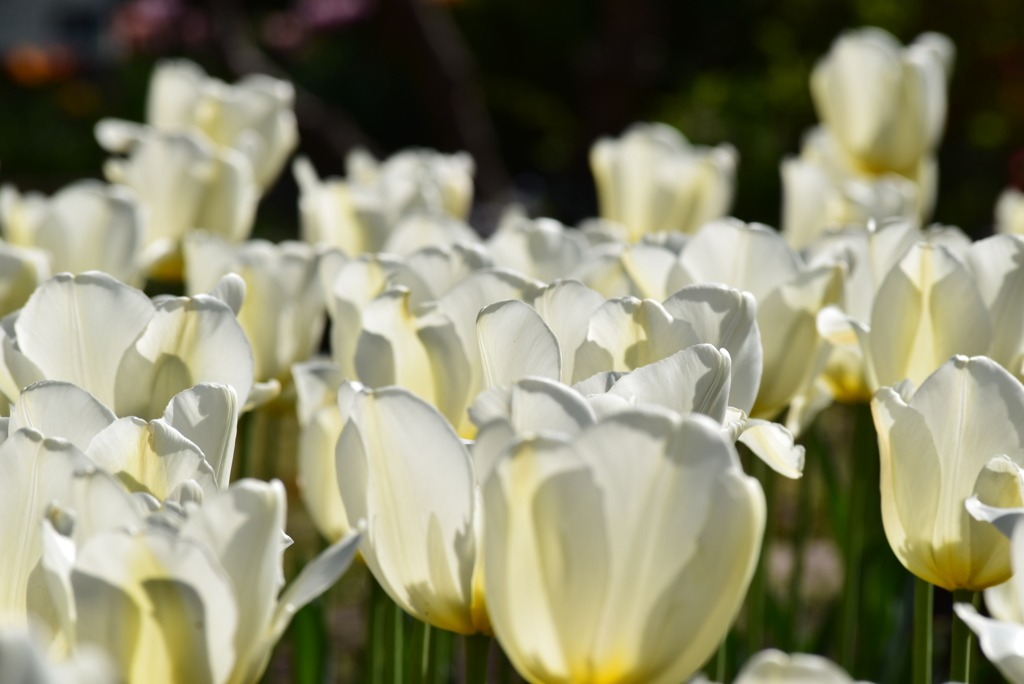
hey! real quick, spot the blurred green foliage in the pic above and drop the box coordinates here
[2,0,1024,240]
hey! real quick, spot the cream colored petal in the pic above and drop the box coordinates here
[663,284,762,414]
[194,147,259,244]
[383,215,479,257]
[292,361,349,541]
[207,273,246,317]
[679,219,801,301]
[180,479,286,684]
[335,386,478,634]
[486,217,586,283]
[72,528,238,684]
[965,234,1024,379]
[243,381,281,412]
[10,381,116,452]
[161,383,238,490]
[354,289,471,427]
[606,344,731,423]
[477,300,561,390]
[984,578,1024,624]
[468,376,595,436]
[737,420,805,479]
[115,295,254,420]
[86,417,218,501]
[577,412,765,684]
[573,297,701,384]
[869,243,991,390]
[528,280,606,385]
[15,273,155,407]
[0,429,92,627]
[754,262,844,420]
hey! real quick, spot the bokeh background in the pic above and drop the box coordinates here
[2,1,1023,682]
[2,0,1023,241]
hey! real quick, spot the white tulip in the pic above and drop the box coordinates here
[996,187,1024,236]
[294,148,474,255]
[873,356,1024,590]
[811,28,954,174]
[100,126,258,279]
[483,408,764,684]
[780,129,923,250]
[590,122,737,240]
[964,233,1024,383]
[184,233,326,385]
[382,213,480,257]
[335,385,488,634]
[130,58,298,191]
[0,271,269,416]
[0,180,144,285]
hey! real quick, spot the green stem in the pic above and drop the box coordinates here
[950,589,977,683]
[713,638,727,682]
[787,447,814,651]
[428,628,454,684]
[913,578,933,684]
[839,404,874,668]
[367,580,388,684]
[409,621,431,684]
[465,634,492,684]
[384,598,404,683]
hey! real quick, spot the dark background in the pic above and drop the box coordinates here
[2,0,1023,242]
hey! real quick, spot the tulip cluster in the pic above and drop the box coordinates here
[1,19,1023,684]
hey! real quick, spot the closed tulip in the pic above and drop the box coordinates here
[590,122,737,241]
[335,384,489,634]
[0,271,275,416]
[810,28,954,175]
[184,233,325,388]
[99,125,258,279]
[142,58,297,190]
[873,355,1024,591]
[825,240,990,393]
[482,408,765,684]
[0,180,146,285]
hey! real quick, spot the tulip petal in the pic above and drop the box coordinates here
[9,381,116,452]
[954,604,1024,684]
[86,417,218,501]
[731,649,856,683]
[528,280,606,384]
[208,273,246,317]
[663,284,762,414]
[572,297,701,384]
[869,243,991,390]
[292,361,349,542]
[14,272,155,408]
[180,479,286,683]
[477,300,561,390]
[335,386,478,633]
[161,383,238,490]
[737,420,806,479]
[966,234,1024,381]
[115,295,254,420]
[0,429,92,626]
[606,344,732,423]
[72,528,238,684]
